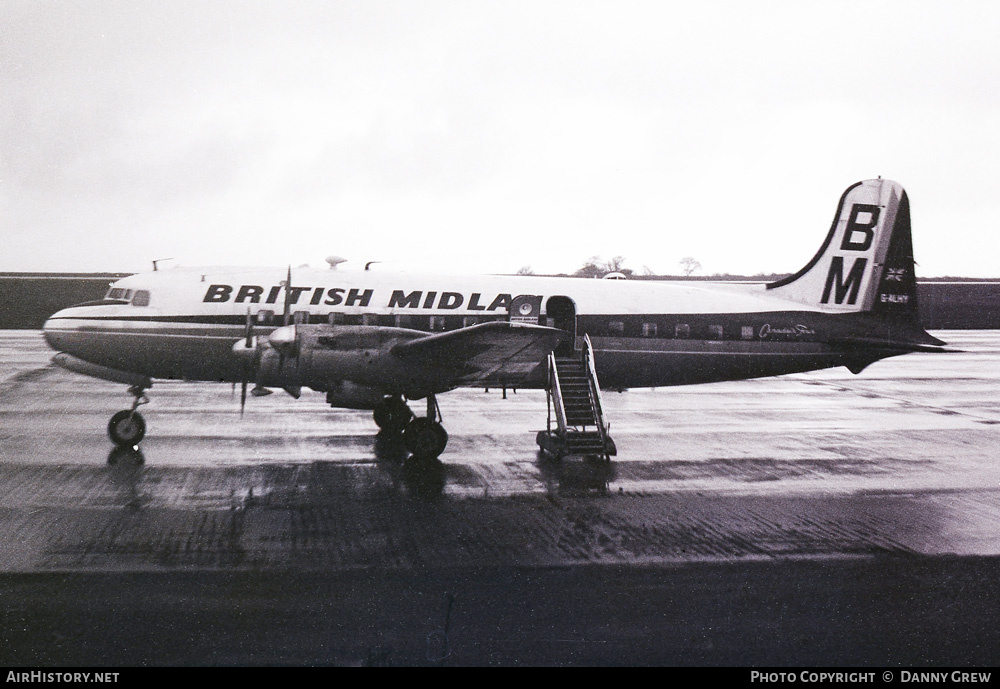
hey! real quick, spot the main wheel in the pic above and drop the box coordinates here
[108,410,146,446]
[373,397,414,434]
[403,417,448,459]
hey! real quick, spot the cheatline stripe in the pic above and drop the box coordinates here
[44,328,244,340]
[46,315,257,325]
[44,324,247,336]
[45,328,833,355]
[596,348,829,356]
[45,309,829,324]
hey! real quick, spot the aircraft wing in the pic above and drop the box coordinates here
[390,321,566,386]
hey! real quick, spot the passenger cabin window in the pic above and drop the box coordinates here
[132,290,150,307]
[257,310,274,325]
[741,325,754,340]
[293,310,309,325]
[708,325,723,340]
[328,312,343,325]
[608,321,625,336]
[675,323,690,339]
[362,313,377,326]
[429,316,447,331]
[642,322,657,337]
[463,316,479,327]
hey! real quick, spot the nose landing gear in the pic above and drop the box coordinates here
[108,385,149,447]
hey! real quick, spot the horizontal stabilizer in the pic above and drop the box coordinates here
[828,336,951,353]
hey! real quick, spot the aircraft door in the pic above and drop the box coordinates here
[545,296,577,356]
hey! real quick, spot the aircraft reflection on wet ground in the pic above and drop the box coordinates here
[104,433,615,500]
[105,431,455,500]
[537,452,616,495]
[5,330,1000,566]
[375,432,448,499]
[107,445,145,466]
[375,428,615,498]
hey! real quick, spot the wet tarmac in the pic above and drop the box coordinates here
[1,330,1000,665]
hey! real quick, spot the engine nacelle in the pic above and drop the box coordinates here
[322,380,386,410]
[251,324,439,399]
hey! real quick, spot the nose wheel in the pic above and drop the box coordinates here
[108,410,146,446]
[108,385,149,447]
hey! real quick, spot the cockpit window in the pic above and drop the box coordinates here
[103,287,151,306]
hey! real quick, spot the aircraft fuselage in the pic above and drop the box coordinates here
[42,267,905,395]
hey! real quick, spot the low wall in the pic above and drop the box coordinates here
[1,275,127,329]
[916,282,1000,329]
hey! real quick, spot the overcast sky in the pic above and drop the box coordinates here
[3,1,999,277]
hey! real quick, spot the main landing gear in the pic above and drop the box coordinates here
[108,385,149,447]
[373,395,448,460]
[372,395,414,434]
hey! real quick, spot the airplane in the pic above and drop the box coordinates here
[42,178,945,462]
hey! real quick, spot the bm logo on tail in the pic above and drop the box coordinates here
[821,203,880,305]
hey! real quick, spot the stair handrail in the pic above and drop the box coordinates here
[582,334,609,452]
[545,357,552,432]
[547,352,569,435]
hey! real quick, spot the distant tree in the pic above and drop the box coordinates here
[605,256,627,273]
[574,256,606,278]
[516,266,534,275]
[679,256,702,277]
[641,265,656,276]
[574,255,631,278]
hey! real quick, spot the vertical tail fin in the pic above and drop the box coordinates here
[766,179,920,324]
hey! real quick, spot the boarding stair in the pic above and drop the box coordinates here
[536,334,616,461]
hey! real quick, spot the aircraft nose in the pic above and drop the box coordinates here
[42,309,69,351]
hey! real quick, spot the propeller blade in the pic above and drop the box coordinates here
[244,308,254,347]
[283,265,292,326]
[240,308,254,415]
[281,265,293,372]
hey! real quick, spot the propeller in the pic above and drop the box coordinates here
[274,265,298,372]
[282,265,292,326]
[233,308,269,415]
[234,268,299,415]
